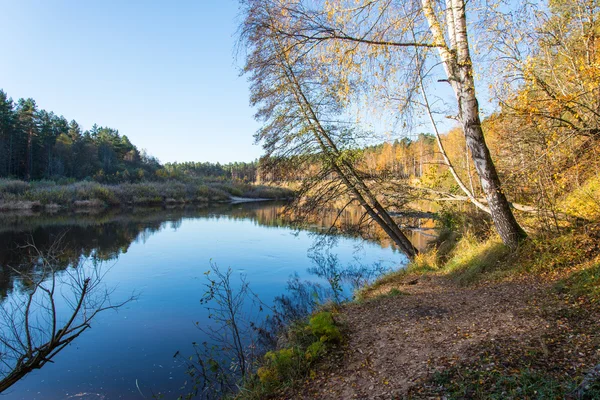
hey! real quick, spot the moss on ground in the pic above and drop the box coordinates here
[235,311,343,399]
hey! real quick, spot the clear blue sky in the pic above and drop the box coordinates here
[0,0,263,164]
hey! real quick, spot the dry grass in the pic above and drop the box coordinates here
[0,178,294,210]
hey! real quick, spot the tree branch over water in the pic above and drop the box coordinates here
[0,236,135,393]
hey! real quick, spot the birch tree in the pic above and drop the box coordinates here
[240,0,527,248]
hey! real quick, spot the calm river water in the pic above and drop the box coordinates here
[0,202,434,399]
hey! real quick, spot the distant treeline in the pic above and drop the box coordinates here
[158,161,259,182]
[256,134,438,183]
[0,90,162,182]
[0,89,260,184]
[0,88,442,186]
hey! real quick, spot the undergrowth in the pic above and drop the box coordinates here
[557,260,600,301]
[362,220,600,399]
[422,366,600,400]
[235,311,343,399]
[361,220,600,300]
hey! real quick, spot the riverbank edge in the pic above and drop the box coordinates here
[0,179,295,212]
[0,195,286,212]
[243,225,600,399]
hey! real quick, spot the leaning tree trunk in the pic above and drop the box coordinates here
[422,0,526,249]
[294,78,419,258]
[278,51,419,258]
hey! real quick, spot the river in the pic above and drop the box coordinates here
[0,202,435,399]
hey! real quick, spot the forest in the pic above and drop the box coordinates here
[241,0,599,246]
[0,91,161,182]
[0,91,295,208]
[0,89,263,184]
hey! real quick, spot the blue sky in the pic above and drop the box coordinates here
[0,0,262,164]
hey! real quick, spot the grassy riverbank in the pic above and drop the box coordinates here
[248,222,600,399]
[0,178,293,211]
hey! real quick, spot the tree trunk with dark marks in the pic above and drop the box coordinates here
[458,88,527,248]
[423,0,527,248]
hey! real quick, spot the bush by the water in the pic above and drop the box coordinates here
[240,311,342,398]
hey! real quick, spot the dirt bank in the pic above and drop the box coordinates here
[294,274,600,399]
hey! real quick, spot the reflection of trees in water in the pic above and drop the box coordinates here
[0,202,435,299]
[258,244,397,347]
[307,247,394,300]
[0,202,437,396]
[283,203,437,251]
[173,264,264,399]
[0,203,287,299]
[0,223,155,299]
[178,247,394,399]
[0,239,134,393]
[258,273,335,352]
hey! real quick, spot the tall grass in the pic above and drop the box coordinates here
[358,216,600,299]
[0,178,294,210]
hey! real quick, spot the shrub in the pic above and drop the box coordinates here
[92,186,119,205]
[305,340,325,361]
[308,312,342,343]
[560,175,600,221]
[243,311,342,398]
[259,347,305,385]
[210,182,244,197]
[0,179,30,196]
[0,178,294,209]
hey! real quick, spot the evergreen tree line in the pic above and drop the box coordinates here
[0,89,161,183]
[0,89,261,184]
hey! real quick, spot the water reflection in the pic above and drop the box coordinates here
[179,247,396,399]
[0,203,287,300]
[177,264,264,399]
[0,203,435,301]
[263,248,394,345]
[0,202,436,398]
